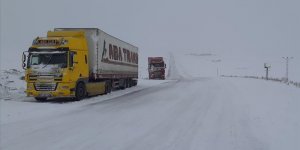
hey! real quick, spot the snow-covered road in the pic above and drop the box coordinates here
[1,77,299,150]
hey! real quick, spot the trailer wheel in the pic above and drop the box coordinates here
[75,82,86,101]
[132,80,137,86]
[35,97,47,102]
[119,79,126,90]
[126,79,130,88]
[123,79,127,89]
[126,79,131,88]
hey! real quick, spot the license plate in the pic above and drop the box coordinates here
[39,92,52,97]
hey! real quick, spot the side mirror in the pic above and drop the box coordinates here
[22,51,29,69]
[164,64,166,68]
[22,53,26,62]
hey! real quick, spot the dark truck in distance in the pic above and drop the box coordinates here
[148,57,166,80]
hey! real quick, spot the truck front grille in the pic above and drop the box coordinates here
[154,72,162,76]
[29,75,37,81]
[34,83,57,91]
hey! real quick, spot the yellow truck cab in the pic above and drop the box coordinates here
[23,28,138,101]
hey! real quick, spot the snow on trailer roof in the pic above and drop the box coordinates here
[54,28,139,49]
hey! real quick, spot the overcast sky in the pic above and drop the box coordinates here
[1,0,299,79]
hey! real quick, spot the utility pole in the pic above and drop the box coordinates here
[212,59,221,77]
[264,63,271,80]
[282,57,293,81]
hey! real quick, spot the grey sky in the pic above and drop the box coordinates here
[1,0,299,79]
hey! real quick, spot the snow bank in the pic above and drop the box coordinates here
[222,75,300,88]
[166,53,182,80]
[0,69,26,101]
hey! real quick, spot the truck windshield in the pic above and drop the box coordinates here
[28,52,67,68]
[151,63,165,67]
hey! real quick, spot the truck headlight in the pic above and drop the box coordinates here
[55,73,63,77]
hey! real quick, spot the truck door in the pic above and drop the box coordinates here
[69,51,89,81]
[69,51,80,82]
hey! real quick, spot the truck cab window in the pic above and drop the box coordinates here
[69,52,75,67]
[28,52,67,68]
[31,55,40,65]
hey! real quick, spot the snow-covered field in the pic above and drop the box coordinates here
[1,53,299,150]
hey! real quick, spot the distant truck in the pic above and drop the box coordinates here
[148,57,166,80]
[22,28,138,101]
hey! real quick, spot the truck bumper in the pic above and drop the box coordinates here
[26,82,76,98]
[149,72,165,80]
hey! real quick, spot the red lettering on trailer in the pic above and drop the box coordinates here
[118,47,122,61]
[123,48,127,62]
[127,50,131,63]
[108,43,137,64]
[109,44,113,59]
[113,45,118,60]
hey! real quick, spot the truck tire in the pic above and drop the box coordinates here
[126,79,130,88]
[35,97,47,101]
[132,80,137,86]
[75,82,86,101]
[128,79,132,88]
[119,79,126,90]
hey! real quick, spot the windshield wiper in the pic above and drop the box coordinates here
[42,55,53,68]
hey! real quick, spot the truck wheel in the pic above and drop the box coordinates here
[75,82,86,101]
[132,80,137,86]
[35,97,47,101]
[128,79,132,88]
[126,79,130,88]
[119,79,126,90]
[124,79,128,89]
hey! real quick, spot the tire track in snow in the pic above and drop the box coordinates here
[122,79,215,150]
